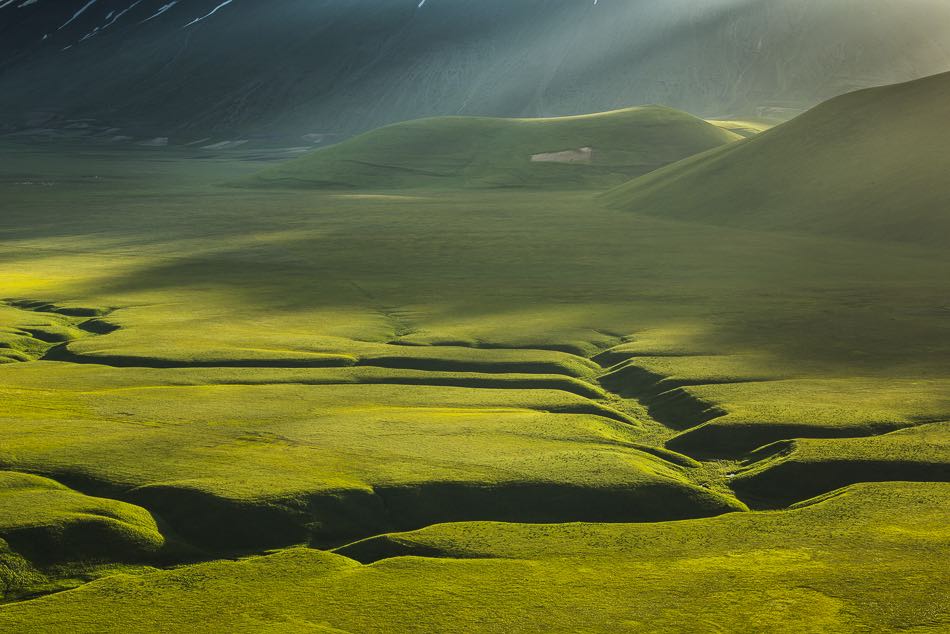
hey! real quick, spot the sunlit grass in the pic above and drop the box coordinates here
[0,75,948,629]
[2,482,946,632]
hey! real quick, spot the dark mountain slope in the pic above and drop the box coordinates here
[1,0,950,142]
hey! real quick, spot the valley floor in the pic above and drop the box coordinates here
[0,142,947,631]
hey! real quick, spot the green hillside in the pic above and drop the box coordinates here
[247,107,741,190]
[0,73,949,630]
[605,71,950,247]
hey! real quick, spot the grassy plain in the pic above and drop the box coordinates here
[0,79,948,630]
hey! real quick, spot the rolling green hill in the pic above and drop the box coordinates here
[605,71,950,247]
[247,107,741,189]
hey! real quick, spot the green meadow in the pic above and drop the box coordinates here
[0,73,948,631]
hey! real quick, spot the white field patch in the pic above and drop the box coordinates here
[530,147,594,164]
[200,140,249,150]
[139,137,169,147]
[332,194,430,201]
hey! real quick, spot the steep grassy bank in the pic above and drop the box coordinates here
[605,71,950,247]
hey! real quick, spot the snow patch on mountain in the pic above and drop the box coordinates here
[0,0,40,8]
[103,1,144,29]
[140,1,178,24]
[59,0,98,29]
[183,0,233,28]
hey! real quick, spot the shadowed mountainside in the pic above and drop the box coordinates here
[2,0,950,143]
